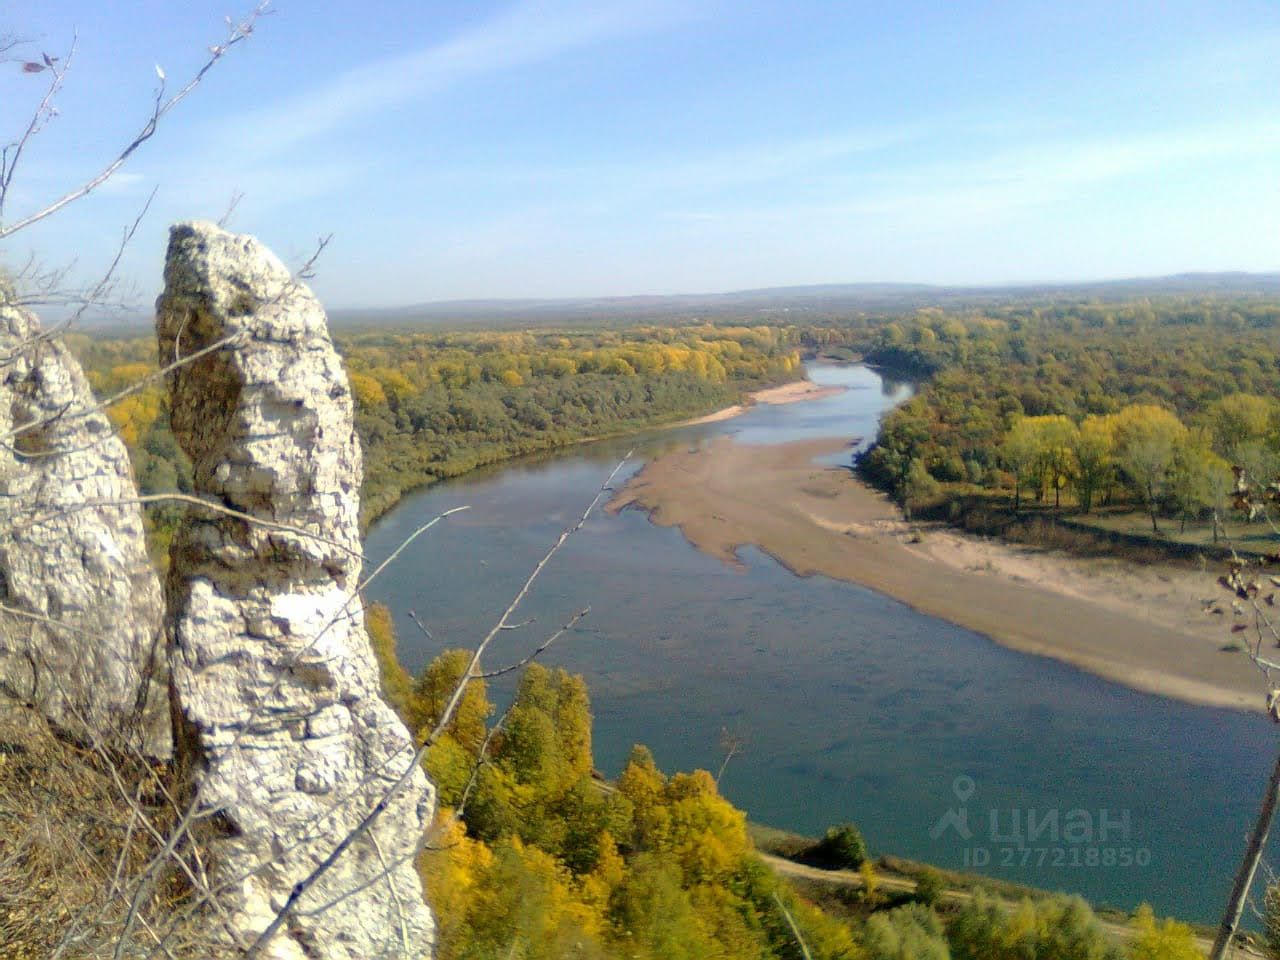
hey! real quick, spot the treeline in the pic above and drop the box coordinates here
[344,325,801,521]
[66,324,802,553]
[853,297,1280,531]
[366,607,1203,960]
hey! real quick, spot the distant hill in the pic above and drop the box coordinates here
[328,272,1280,329]
[73,272,1280,334]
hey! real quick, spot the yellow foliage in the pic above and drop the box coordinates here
[419,812,495,951]
[579,831,625,910]
[859,861,880,903]
[1105,403,1187,448]
[349,371,388,408]
[105,389,162,453]
[664,770,749,881]
[1128,904,1205,960]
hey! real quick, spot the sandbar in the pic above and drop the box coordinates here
[609,436,1264,713]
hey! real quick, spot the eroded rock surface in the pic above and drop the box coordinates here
[156,222,434,959]
[0,283,168,756]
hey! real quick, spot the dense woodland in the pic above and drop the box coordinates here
[69,324,802,556]
[366,606,1204,960]
[79,296,1280,553]
[846,297,1280,538]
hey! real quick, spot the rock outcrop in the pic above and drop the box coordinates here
[0,282,169,756]
[156,222,434,958]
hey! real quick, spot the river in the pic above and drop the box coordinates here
[364,362,1274,924]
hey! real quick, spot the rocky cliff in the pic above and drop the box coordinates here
[0,281,169,756]
[156,222,434,958]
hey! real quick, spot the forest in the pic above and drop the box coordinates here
[365,605,1207,960]
[68,323,802,558]
[74,292,1280,564]
[64,294,1280,956]
[847,296,1280,543]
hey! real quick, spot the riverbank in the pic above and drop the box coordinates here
[358,375,818,530]
[674,379,845,426]
[608,435,1263,713]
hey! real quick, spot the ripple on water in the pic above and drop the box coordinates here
[364,363,1273,924]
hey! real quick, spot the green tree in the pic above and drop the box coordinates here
[1169,437,1230,534]
[1071,416,1115,514]
[902,458,942,516]
[807,823,868,870]
[1034,415,1079,510]
[1001,417,1046,510]
[1127,904,1204,960]
[949,893,1118,960]
[864,904,950,960]
[1208,393,1277,456]
[1109,405,1188,534]
[914,868,944,907]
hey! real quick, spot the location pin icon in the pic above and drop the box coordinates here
[952,775,975,803]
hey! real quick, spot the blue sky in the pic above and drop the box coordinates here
[2,1,1279,308]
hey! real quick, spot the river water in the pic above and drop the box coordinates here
[364,363,1274,924]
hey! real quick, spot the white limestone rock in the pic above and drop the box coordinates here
[157,222,435,959]
[0,284,169,756]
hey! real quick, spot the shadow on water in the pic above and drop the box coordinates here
[364,363,1269,924]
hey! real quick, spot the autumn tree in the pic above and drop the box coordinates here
[1034,415,1079,510]
[863,904,951,960]
[1128,904,1204,960]
[1108,405,1187,534]
[1070,415,1114,514]
[1001,417,1046,510]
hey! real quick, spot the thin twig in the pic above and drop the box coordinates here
[0,4,271,240]
[476,608,590,679]
[243,454,630,958]
[15,493,366,562]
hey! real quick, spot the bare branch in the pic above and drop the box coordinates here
[14,492,369,562]
[477,607,589,679]
[243,455,630,957]
[0,3,271,240]
[408,610,436,642]
[1,330,246,444]
[0,34,77,223]
[217,190,244,229]
[772,892,814,960]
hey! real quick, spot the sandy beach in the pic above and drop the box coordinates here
[674,379,845,426]
[609,435,1264,712]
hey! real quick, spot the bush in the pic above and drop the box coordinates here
[1127,903,1203,960]
[806,823,868,870]
[948,892,1118,960]
[864,903,950,960]
[914,868,944,907]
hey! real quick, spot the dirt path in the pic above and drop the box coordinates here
[760,853,1258,957]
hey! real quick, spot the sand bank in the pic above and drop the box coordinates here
[608,436,1263,712]
[675,380,845,427]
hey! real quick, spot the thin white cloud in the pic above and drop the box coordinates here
[94,171,148,196]
[233,0,696,156]
[638,118,1280,233]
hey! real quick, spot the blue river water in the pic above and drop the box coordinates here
[364,363,1274,924]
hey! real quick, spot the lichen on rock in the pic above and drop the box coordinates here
[0,282,169,757]
[157,221,434,958]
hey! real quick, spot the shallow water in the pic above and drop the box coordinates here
[364,364,1273,923]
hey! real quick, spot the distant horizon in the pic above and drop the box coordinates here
[6,2,1278,310]
[71,268,1280,330]
[331,267,1280,312]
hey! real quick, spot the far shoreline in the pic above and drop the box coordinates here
[670,379,846,427]
[608,435,1263,714]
